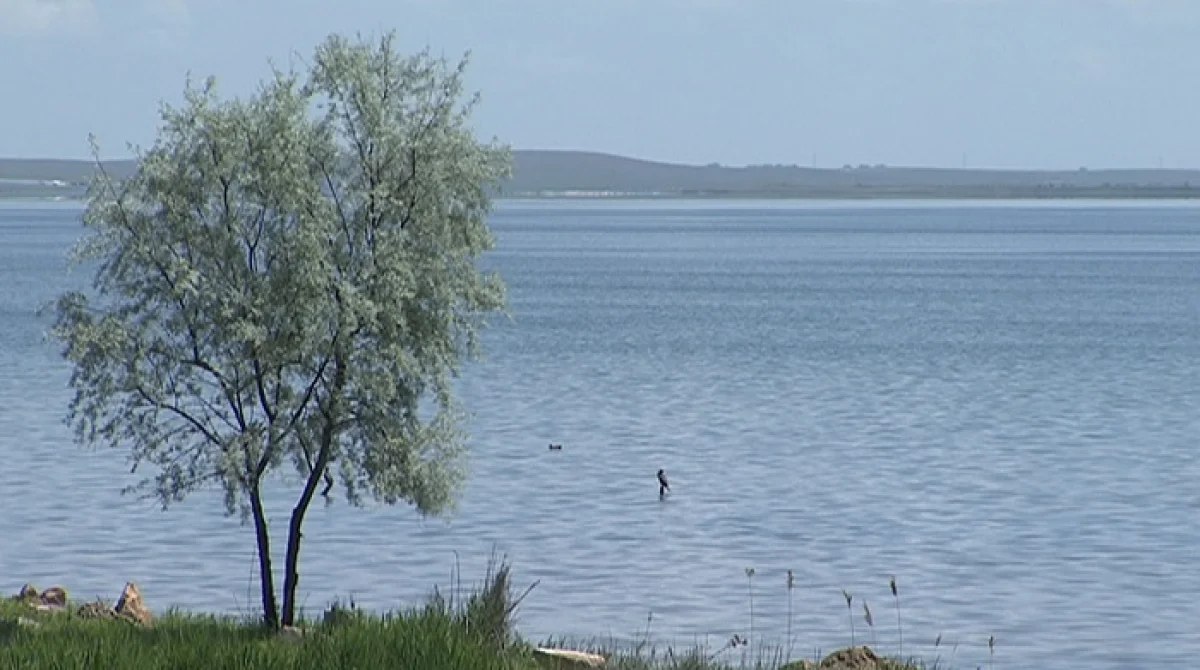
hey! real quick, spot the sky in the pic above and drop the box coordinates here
[2,0,1199,169]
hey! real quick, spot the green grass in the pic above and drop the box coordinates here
[0,605,938,670]
[0,599,540,670]
[0,561,955,670]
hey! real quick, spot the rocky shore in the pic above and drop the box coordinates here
[8,582,153,626]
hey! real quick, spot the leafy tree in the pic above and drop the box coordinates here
[51,32,510,628]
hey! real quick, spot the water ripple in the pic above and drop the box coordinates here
[2,201,1200,669]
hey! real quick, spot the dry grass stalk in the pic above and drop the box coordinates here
[863,600,877,649]
[890,575,903,658]
[785,569,795,662]
[842,589,855,648]
[744,568,756,653]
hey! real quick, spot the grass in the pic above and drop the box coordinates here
[0,562,973,670]
[0,601,534,670]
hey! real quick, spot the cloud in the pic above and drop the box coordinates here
[0,0,192,46]
[61,0,192,52]
[134,0,191,48]
[0,0,99,37]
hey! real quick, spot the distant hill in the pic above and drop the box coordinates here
[505,151,1200,198]
[3,151,1200,200]
[0,158,137,182]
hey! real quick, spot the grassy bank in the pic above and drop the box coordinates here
[0,561,943,670]
[0,603,529,670]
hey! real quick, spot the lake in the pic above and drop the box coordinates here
[2,198,1199,669]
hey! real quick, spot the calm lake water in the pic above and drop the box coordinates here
[3,198,1200,668]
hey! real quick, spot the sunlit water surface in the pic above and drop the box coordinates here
[2,198,1199,669]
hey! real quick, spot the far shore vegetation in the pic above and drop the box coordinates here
[4,152,1200,202]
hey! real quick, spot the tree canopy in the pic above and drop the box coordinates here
[52,31,510,627]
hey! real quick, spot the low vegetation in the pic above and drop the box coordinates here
[0,558,975,669]
[0,601,528,670]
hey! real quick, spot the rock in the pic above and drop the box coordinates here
[532,647,607,669]
[40,587,67,608]
[34,586,68,612]
[76,601,118,620]
[12,584,67,611]
[322,603,356,627]
[278,626,305,643]
[115,582,152,626]
[14,584,38,601]
[816,646,881,669]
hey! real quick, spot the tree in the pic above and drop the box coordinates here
[51,32,510,628]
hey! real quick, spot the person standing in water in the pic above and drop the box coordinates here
[657,469,670,499]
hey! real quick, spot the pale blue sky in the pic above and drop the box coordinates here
[3,0,1198,169]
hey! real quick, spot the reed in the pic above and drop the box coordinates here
[842,589,855,648]
[863,600,877,649]
[891,575,903,658]
[784,569,795,663]
[744,568,756,650]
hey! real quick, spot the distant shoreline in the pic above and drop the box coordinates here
[4,149,1200,202]
[5,190,1200,203]
[501,188,1200,200]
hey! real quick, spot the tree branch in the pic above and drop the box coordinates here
[252,358,277,425]
[132,384,222,448]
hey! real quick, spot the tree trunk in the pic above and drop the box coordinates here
[279,471,321,627]
[249,483,279,628]
[281,361,345,626]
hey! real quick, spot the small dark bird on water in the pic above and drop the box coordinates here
[548,443,563,451]
[657,469,670,498]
